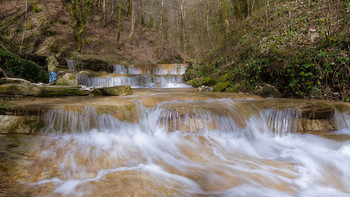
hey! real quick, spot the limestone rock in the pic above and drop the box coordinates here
[198,86,213,92]
[0,84,41,96]
[99,86,133,96]
[0,78,31,85]
[298,118,336,133]
[0,84,90,97]
[40,86,90,97]
[299,102,335,119]
[258,84,282,98]
[0,115,40,134]
[56,73,78,86]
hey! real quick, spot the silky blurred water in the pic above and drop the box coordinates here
[22,99,350,196]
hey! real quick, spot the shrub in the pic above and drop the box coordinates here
[0,48,49,83]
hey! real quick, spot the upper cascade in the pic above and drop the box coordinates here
[114,64,187,75]
[77,64,191,88]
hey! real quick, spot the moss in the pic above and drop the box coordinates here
[226,84,242,93]
[213,81,231,92]
[0,101,17,108]
[101,86,133,96]
[202,77,217,86]
[24,119,36,125]
[40,86,89,97]
[92,88,103,96]
[187,80,202,88]
[69,75,77,80]
[34,120,45,133]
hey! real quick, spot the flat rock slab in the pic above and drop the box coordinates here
[0,84,90,97]
[0,77,32,85]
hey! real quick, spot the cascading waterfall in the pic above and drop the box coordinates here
[78,64,190,88]
[19,99,350,196]
[334,110,350,135]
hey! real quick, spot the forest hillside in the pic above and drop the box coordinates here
[0,0,349,99]
[185,0,350,100]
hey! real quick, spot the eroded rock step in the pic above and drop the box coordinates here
[1,93,350,135]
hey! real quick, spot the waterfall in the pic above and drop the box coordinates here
[66,60,75,71]
[2,99,350,196]
[78,64,190,88]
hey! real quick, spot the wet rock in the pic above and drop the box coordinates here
[0,115,40,134]
[0,78,31,85]
[299,102,335,119]
[56,73,78,86]
[99,86,133,96]
[298,118,336,133]
[258,84,282,98]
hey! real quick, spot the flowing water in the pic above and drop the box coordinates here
[1,98,350,196]
[78,64,191,88]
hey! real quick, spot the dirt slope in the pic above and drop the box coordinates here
[0,0,186,64]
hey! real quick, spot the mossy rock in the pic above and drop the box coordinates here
[214,81,231,92]
[259,84,282,98]
[40,86,90,97]
[0,84,41,96]
[56,73,78,86]
[100,86,133,96]
[92,88,103,96]
[0,78,32,85]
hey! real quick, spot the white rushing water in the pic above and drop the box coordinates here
[78,74,191,88]
[29,99,350,196]
[78,64,190,88]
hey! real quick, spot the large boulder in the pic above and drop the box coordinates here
[98,86,133,96]
[0,78,31,85]
[56,73,78,86]
[258,84,282,98]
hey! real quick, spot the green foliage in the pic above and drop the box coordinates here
[186,0,350,99]
[213,81,230,92]
[0,47,49,83]
[202,77,217,86]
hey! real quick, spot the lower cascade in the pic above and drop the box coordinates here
[1,97,350,196]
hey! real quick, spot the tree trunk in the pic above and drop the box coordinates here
[101,0,106,26]
[128,0,134,43]
[117,0,123,49]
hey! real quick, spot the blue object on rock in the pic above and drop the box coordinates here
[49,72,57,83]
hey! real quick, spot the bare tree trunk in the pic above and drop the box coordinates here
[117,0,123,49]
[128,0,134,43]
[19,0,28,54]
[221,0,229,31]
[101,0,106,26]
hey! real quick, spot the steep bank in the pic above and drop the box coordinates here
[0,0,186,64]
[185,0,350,100]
